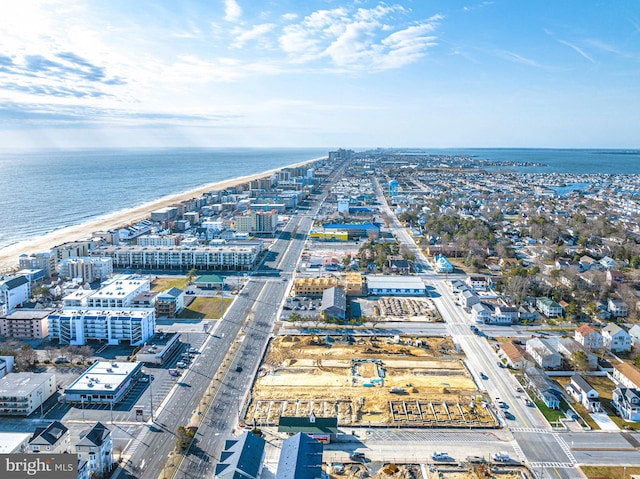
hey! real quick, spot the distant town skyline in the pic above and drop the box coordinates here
[0,0,639,150]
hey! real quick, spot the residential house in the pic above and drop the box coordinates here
[75,422,113,477]
[612,388,640,421]
[567,374,601,412]
[524,367,562,409]
[558,338,598,370]
[612,363,640,390]
[574,324,603,352]
[498,342,533,370]
[465,276,487,291]
[321,287,347,320]
[276,433,323,479]
[214,432,266,479]
[600,256,617,270]
[518,304,538,321]
[471,303,493,324]
[579,255,597,271]
[608,299,629,318]
[603,323,632,353]
[28,421,70,454]
[526,338,562,370]
[387,256,411,274]
[536,297,564,318]
[493,305,519,325]
[629,325,640,347]
[606,270,625,287]
[460,290,480,308]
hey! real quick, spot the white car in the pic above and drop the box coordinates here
[493,452,510,462]
[432,452,448,460]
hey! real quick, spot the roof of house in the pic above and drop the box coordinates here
[571,374,595,394]
[500,342,528,364]
[214,432,265,479]
[321,287,346,313]
[614,363,640,388]
[603,323,628,337]
[275,433,323,479]
[30,421,68,446]
[277,415,338,435]
[158,287,183,300]
[575,324,600,337]
[77,422,111,448]
[195,274,224,284]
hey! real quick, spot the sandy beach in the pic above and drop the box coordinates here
[0,157,324,273]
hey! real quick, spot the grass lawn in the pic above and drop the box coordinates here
[534,399,565,424]
[179,297,232,319]
[582,466,640,479]
[554,377,600,430]
[151,277,189,291]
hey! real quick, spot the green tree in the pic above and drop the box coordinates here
[186,268,197,285]
[342,255,352,268]
[569,350,590,373]
[176,426,194,451]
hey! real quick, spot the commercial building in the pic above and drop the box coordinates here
[365,275,426,296]
[276,433,323,479]
[321,222,379,240]
[0,372,57,416]
[136,332,181,365]
[75,422,113,477]
[0,310,50,339]
[308,230,349,241]
[91,244,260,271]
[48,308,155,346]
[64,361,143,404]
[321,287,347,320]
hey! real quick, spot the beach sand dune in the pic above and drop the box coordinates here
[0,158,323,273]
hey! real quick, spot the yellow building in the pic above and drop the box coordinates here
[293,277,338,296]
[309,230,349,241]
[343,272,364,296]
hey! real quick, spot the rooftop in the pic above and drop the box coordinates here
[0,372,55,396]
[365,275,426,289]
[65,361,141,394]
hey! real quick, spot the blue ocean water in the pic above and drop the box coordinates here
[0,147,327,250]
[0,147,638,251]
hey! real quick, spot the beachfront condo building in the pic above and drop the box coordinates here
[58,257,113,283]
[0,310,50,339]
[85,274,150,308]
[0,276,30,316]
[233,210,278,234]
[90,244,260,271]
[18,251,58,278]
[48,308,155,346]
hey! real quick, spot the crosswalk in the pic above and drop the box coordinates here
[552,433,577,465]
[529,462,576,469]
[510,427,549,433]
[365,430,501,443]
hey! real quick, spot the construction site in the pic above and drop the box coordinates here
[245,335,498,428]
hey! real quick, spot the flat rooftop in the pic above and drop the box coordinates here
[137,332,180,355]
[0,432,32,453]
[66,361,140,394]
[52,309,154,319]
[89,277,149,301]
[0,372,55,396]
[1,310,52,320]
[365,275,426,289]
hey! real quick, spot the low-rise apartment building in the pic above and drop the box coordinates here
[293,277,339,297]
[0,372,56,416]
[0,310,50,339]
[75,422,114,477]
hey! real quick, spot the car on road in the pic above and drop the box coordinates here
[480,372,488,380]
[176,361,187,369]
[492,452,510,462]
[432,452,449,460]
[188,348,199,354]
[236,365,243,372]
[516,387,524,392]
[139,375,149,383]
[55,356,70,364]
[497,361,506,368]
[504,411,515,420]
[525,398,534,407]
[498,401,508,409]
[350,451,365,461]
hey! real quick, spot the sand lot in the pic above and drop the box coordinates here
[246,336,497,427]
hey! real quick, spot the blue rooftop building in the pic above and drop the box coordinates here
[276,433,323,479]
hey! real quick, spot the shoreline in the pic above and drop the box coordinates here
[0,156,324,272]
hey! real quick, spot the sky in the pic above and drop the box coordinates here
[0,0,639,149]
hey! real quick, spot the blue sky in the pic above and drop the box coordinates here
[0,0,639,149]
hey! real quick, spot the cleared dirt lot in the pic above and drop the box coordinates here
[246,336,497,427]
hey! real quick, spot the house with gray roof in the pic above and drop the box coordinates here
[214,432,266,479]
[276,433,323,479]
[603,323,631,353]
[155,287,185,318]
[525,338,562,370]
[321,287,346,320]
[612,388,640,421]
[524,367,562,409]
[75,422,113,477]
[567,374,600,412]
[460,290,480,308]
[278,414,339,442]
[471,303,492,324]
[28,421,70,454]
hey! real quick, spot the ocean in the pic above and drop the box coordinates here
[0,147,327,250]
[0,147,638,251]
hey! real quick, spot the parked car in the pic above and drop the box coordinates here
[55,356,70,364]
[432,452,449,460]
[188,348,199,354]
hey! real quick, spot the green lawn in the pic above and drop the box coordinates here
[151,277,189,291]
[582,466,640,479]
[534,399,565,425]
[179,297,232,319]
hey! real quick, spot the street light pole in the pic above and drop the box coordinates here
[149,375,154,422]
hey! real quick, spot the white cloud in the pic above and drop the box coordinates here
[281,13,298,21]
[231,23,276,49]
[558,40,595,63]
[278,6,442,71]
[224,0,242,22]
